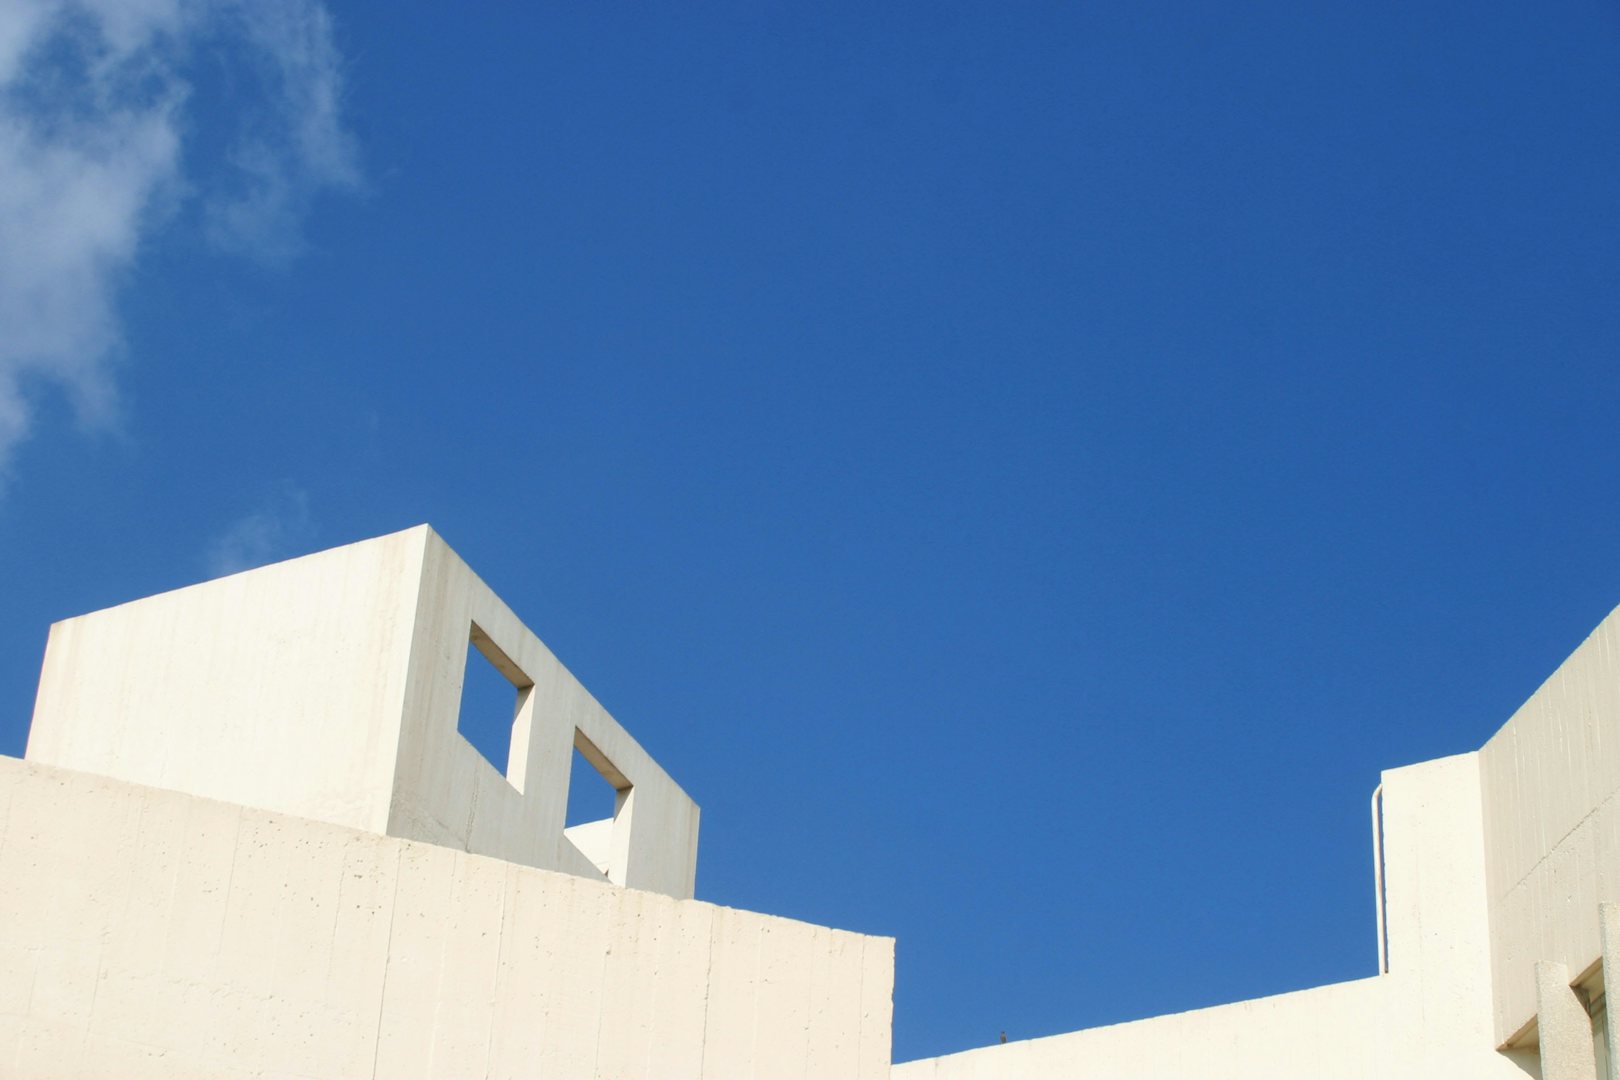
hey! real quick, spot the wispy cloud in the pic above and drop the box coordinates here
[205,480,314,577]
[0,0,359,480]
[204,2,360,259]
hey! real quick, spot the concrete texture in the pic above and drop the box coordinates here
[0,755,893,1080]
[1536,961,1598,1080]
[1478,605,1620,1045]
[26,525,699,898]
[1601,902,1620,1080]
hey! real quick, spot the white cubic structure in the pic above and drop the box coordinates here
[3,524,1620,1078]
[26,525,698,897]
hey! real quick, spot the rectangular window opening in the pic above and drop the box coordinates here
[566,729,629,827]
[455,623,531,782]
[563,729,632,880]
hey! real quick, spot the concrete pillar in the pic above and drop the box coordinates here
[1601,903,1620,1080]
[1537,959,1598,1080]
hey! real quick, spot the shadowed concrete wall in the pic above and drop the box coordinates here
[0,756,893,1080]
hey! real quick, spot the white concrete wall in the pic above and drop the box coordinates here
[388,530,701,898]
[0,755,892,1080]
[1478,604,1620,1045]
[25,527,424,835]
[25,525,701,899]
[893,753,1533,1080]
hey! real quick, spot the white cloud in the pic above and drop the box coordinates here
[0,0,359,480]
[205,1,360,258]
[205,481,314,577]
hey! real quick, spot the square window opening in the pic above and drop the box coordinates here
[456,623,531,782]
[566,729,629,828]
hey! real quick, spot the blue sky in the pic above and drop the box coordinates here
[2,0,1618,1062]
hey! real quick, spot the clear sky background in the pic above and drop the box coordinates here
[2,0,1618,1063]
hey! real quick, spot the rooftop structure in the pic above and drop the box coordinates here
[2,526,1617,1078]
[26,525,698,898]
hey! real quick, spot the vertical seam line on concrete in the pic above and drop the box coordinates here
[856,935,869,1078]
[798,931,816,1080]
[751,922,764,1072]
[480,864,508,1080]
[110,794,150,992]
[696,912,716,1080]
[81,818,121,1047]
[428,853,461,1070]
[367,845,405,1080]
[323,841,349,988]
[590,899,612,1079]
[22,946,36,1018]
[214,805,244,958]
[463,779,479,852]
[638,899,660,1080]
[129,794,149,911]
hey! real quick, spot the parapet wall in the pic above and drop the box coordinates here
[0,756,893,1079]
[25,526,699,898]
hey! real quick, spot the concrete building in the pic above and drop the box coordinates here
[2,527,891,1078]
[0,525,1615,1077]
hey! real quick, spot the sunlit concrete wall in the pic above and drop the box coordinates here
[1478,605,1620,1047]
[25,525,699,898]
[26,527,420,836]
[892,753,1536,1080]
[0,756,893,1080]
